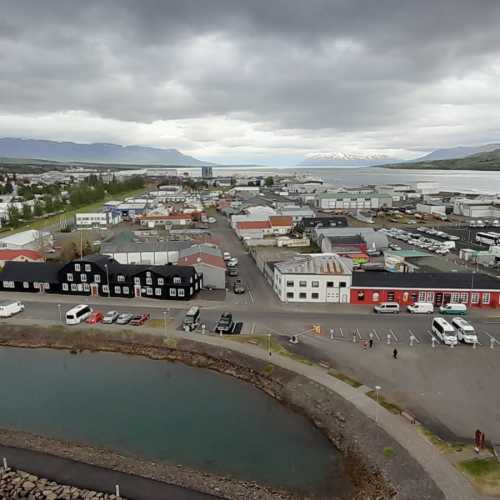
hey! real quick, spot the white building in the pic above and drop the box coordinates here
[102,240,192,265]
[314,192,393,210]
[453,198,500,218]
[273,254,352,303]
[0,229,53,251]
[416,203,447,217]
[76,212,121,227]
[416,182,440,195]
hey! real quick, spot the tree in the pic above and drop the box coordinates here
[33,200,44,217]
[264,176,274,187]
[21,203,32,220]
[7,205,21,227]
[4,180,13,193]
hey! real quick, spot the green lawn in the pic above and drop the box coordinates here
[1,188,145,235]
[328,369,362,388]
[366,390,403,415]
[458,458,500,495]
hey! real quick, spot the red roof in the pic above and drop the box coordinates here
[270,216,293,227]
[236,220,272,230]
[178,253,226,269]
[0,249,44,261]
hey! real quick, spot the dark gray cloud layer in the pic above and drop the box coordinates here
[1,0,500,158]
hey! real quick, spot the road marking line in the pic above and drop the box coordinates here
[339,327,344,337]
[389,329,399,343]
[481,330,500,344]
[372,329,380,342]
[408,329,421,343]
[248,289,255,304]
[356,328,363,340]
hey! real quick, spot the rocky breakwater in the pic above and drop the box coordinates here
[0,467,121,500]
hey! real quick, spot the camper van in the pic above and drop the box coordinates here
[451,317,478,344]
[65,304,92,325]
[183,306,200,332]
[432,317,458,346]
[439,303,467,315]
[373,302,400,314]
[407,302,434,314]
[0,300,24,318]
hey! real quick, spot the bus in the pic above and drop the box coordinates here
[66,304,92,325]
[475,232,500,246]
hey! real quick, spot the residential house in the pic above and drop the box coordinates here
[0,230,53,251]
[0,249,44,267]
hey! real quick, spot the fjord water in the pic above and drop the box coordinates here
[0,348,348,495]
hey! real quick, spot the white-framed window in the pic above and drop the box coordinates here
[102,284,109,293]
[67,273,74,282]
[62,283,69,291]
[155,287,162,296]
[460,292,469,304]
[173,277,181,284]
[157,277,164,286]
[482,292,490,305]
[117,275,125,282]
[83,283,90,292]
[418,291,434,302]
[71,283,77,291]
[287,292,294,299]
[147,287,153,295]
[327,281,334,288]
[134,277,141,285]
[286,281,294,287]
[372,292,380,302]
[94,274,101,283]
[195,282,199,290]
[190,286,193,295]
[190,276,193,283]
[146,277,152,285]
[169,288,177,297]
[471,292,480,304]
[85,264,91,272]
[178,288,185,297]
[80,273,87,282]
[299,292,307,299]
[23,281,29,289]
[146,271,151,278]
[450,292,461,303]
[311,281,319,288]
[299,281,307,287]
[114,286,121,294]
[75,263,81,272]
[312,292,319,299]
[2,281,14,288]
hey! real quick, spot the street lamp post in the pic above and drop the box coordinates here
[163,311,167,335]
[267,333,272,357]
[104,264,110,298]
[375,385,381,423]
[57,303,62,323]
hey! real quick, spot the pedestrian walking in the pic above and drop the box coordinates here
[369,339,373,348]
[393,348,398,359]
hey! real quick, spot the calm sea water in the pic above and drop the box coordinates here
[213,166,500,194]
[0,348,348,495]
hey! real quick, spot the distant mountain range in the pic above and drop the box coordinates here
[0,138,211,166]
[410,143,500,162]
[299,152,399,167]
[381,147,500,171]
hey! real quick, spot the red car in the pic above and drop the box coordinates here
[86,311,103,324]
[129,313,150,326]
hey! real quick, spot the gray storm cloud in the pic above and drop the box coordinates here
[1,0,500,161]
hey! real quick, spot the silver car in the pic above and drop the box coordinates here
[102,310,119,324]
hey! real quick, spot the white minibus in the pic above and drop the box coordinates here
[432,317,458,346]
[66,304,92,325]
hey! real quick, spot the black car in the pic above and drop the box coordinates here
[228,267,238,277]
[233,279,246,294]
[215,312,234,334]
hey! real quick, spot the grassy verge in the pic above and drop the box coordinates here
[2,188,145,235]
[225,335,314,365]
[417,426,469,454]
[366,390,403,415]
[457,458,500,495]
[328,369,362,388]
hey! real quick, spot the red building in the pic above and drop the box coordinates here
[351,271,500,309]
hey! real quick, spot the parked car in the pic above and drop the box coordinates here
[208,217,217,224]
[233,279,246,294]
[215,312,234,333]
[130,313,150,326]
[451,317,478,344]
[116,313,134,325]
[223,252,231,261]
[0,300,24,318]
[227,267,239,277]
[228,257,239,266]
[86,311,104,324]
[102,310,119,324]
[439,303,467,315]
[183,306,200,332]
[407,302,434,314]
[373,302,400,314]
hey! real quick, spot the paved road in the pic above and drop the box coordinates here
[0,445,220,500]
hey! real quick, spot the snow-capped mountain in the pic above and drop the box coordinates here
[299,152,397,166]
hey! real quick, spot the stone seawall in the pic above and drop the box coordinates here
[0,324,444,500]
[0,467,122,500]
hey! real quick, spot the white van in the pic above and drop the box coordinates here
[373,302,400,314]
[407,302,434,314]
[0,300,24,318]
[432,317,458,346]
[451,317,478,344]
[183,306,200,332]
[66,304,92,325]
[439,303,467,315]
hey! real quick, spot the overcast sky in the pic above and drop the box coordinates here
[1,0,500,164]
